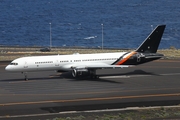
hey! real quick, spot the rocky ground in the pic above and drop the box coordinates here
[0,46,180,61]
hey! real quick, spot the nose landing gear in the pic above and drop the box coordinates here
[22,72,28,81]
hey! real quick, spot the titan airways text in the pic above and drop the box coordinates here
[5,25,166,80]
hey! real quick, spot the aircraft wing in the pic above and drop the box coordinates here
[71,62,131,70]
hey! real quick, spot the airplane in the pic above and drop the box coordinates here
[5,25,166,80]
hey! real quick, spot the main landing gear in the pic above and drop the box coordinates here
[72,69,99,79]
[89,69,99,79]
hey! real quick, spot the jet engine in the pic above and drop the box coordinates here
[72,68,89,78]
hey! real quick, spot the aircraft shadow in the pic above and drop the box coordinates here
[98,69,159,77]
[59,72,121,84]
[57,69,159,83]
[60,69,158,79]
[1,69,158,83]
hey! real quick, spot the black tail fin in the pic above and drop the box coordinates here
[136,25,166,53]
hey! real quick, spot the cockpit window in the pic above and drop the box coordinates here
[10,63,18,65]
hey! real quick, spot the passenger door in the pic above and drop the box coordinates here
[55,60,59,66]
[24,61,28,68]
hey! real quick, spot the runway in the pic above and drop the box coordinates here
[0,60,180,119]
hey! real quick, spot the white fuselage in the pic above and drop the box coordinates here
[5,52,127,72]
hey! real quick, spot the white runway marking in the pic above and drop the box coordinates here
[1,105,180,119]
[100,75,130,79]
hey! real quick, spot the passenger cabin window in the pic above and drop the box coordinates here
[35,61,53,64]
[60,60,68,63]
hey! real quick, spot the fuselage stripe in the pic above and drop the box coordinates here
[115,51,137,65]
[111,52,129,65]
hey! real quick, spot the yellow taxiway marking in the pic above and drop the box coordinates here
[0,92,180,106]
[0,87,179,96]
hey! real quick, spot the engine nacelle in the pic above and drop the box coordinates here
[72,69,77,77]
[72,69,88,78]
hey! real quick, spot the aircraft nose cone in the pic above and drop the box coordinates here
[5,65,11,71]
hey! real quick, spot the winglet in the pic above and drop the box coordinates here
[136,25,166,53]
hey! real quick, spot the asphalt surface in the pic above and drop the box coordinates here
[0,60,180,119]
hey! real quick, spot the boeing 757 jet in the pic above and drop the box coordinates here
[5,25,166,80]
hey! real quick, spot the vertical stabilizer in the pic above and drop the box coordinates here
[136,25,166,53]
